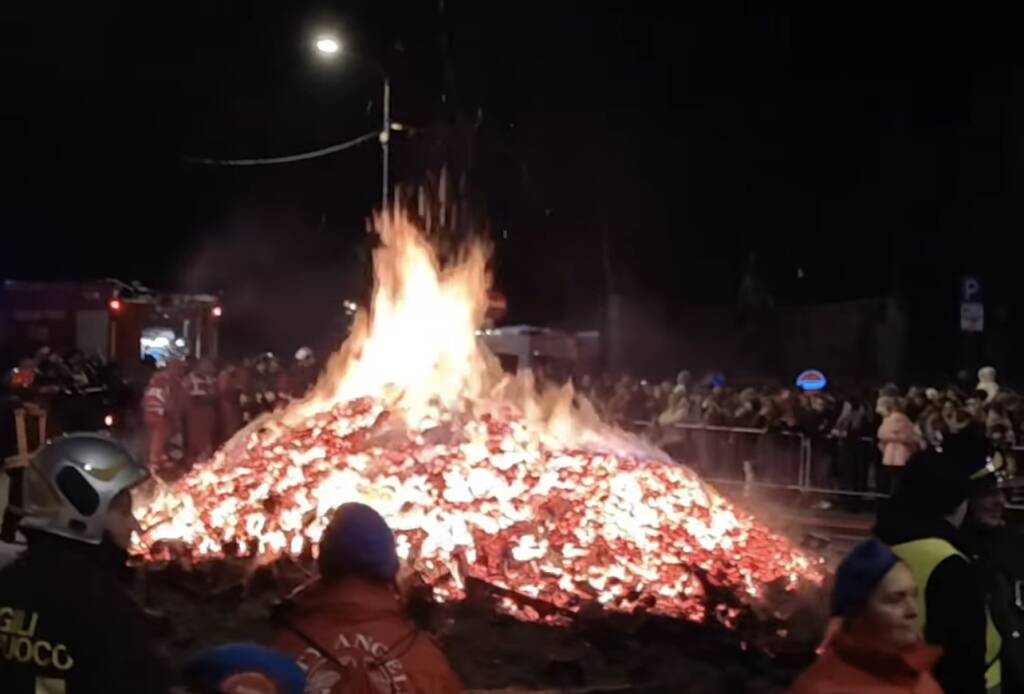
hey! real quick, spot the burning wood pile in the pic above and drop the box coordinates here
[133,209,823,635]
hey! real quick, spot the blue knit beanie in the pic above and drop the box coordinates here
[831,538,900,617]
[185,643,306,694]
[318,502,400,582]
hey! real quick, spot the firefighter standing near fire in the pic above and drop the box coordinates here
[273,503,462,694]
[184,358,218,465]
[0,434,168,692]
[273,347,319,406]
[143,358,186,470]
[217,363,244,443]
[239,358,258,423]
[251,354,278,416]
[289,347,320,399]
[267,355,286,409]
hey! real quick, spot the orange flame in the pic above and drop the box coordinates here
[135,208,821,624]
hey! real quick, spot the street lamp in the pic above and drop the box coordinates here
[314,36,341,55]
[314,33,391,210]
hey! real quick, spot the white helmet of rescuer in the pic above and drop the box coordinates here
[18,433,149,544]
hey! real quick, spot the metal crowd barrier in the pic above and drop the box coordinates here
[633,420,1022,507]
[639,421,811,491]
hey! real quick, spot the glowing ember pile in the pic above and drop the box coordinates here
[136,209,821,625]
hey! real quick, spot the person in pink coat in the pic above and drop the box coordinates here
[876,397,920,492]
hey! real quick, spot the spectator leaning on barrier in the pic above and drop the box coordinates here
[788,539,941,694]
[874,428,1002,694]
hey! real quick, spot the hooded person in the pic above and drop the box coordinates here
[874,426,1003,694]
[789,539,942,694]
[667,370,691,410]
[273,503,462,694]
[0,434,168,693]
[977,366,1000,404]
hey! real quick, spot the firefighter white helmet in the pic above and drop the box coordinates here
[18,433,149,544]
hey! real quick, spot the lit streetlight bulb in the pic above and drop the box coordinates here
[315,36,341,55]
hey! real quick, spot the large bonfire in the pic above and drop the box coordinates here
[135,208,821,625]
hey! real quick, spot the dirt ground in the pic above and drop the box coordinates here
[143,559,825,694]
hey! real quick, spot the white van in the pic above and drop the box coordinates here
[478,325,578,380]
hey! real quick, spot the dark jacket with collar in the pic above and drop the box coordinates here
[0,534,168,694]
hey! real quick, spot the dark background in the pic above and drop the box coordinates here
[5,3,1024,372]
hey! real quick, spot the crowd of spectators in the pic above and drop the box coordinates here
[578,366,1021,493]
[5,345,1022,496]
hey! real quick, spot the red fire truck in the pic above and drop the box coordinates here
[0,280,222,366]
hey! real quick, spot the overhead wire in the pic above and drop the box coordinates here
[184,130,380,166]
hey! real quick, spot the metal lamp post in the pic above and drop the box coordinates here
[315,34,391,210]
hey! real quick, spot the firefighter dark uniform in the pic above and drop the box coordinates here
[251,356,278,415]
[0,434,168,693]
[962,462,1024,694]
[289,347,319,399]
[238,363,259,424]
[0,537,168,693]
[217,366,244,443]
[184,365,217,463]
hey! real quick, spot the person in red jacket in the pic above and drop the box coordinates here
[142,359,185,470]
[217,364,244,444]
[183,358,218,465]
[789,538,942,694]
[274,503,462,694]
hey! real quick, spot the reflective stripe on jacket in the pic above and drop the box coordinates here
[892,538,1002,690]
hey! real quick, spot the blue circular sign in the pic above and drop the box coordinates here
[796,369,827,392]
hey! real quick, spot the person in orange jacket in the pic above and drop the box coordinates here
[142,359,186,470]
[273,503,462,694]
[789,538,942,694]
[217,364,244,444]
[184,358,219,465]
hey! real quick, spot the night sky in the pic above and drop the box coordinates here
[6,4,1023,347]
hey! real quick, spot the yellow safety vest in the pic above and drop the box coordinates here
[892,538,1002,690]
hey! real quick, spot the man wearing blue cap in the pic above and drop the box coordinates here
[273,503,462,694]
